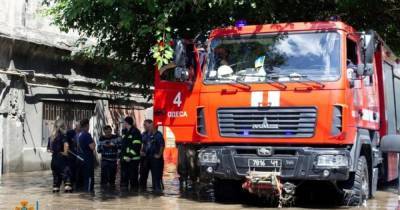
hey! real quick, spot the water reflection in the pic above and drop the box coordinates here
[0,163,399,209]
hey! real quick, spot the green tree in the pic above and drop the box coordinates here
[44,0,400,95]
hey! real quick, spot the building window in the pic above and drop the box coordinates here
[42,101,95,146]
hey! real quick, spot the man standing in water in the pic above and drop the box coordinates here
[98,125,120,187]
[120,116,142,191]
[77,119,96,192]
[139,119,165,194]
[66,123,80,190]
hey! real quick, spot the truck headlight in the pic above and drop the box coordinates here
[316,154,349,168]
[199,150,220,164]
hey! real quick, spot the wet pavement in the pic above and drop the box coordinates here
[0,163,399,209]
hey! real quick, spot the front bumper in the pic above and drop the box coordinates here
[198,146,350,181]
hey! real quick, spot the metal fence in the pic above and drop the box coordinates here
[42,101,95,146]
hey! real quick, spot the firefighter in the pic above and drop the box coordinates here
[47,119,72,193]
[98,125,120,187]
[120,116,142,191]
[139,119,165,193]
[77,119,96,192]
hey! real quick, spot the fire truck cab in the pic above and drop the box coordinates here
[154,21,400,205]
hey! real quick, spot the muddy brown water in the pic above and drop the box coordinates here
[0,163,398,209]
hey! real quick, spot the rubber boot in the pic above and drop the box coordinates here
[64,184,72,193]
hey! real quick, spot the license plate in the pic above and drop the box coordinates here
[248,159,282,168]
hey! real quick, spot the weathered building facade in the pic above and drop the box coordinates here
[0,0,152,174]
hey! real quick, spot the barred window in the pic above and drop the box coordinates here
[42,101,94,146]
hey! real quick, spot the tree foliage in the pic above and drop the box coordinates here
[44,0,400,94]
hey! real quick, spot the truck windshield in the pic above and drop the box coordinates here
[204,32,341,84]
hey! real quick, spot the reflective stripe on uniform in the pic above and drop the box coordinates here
[132,140,141,144]
[126,148,136,156]
[123,156,140,161]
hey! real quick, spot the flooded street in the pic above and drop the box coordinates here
[0,163,399,209]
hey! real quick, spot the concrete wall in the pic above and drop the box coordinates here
[22,101,52,171]
[0,0,85,51]
[0,73,151,173]
[0,75,25,173]
[0,0,152,174]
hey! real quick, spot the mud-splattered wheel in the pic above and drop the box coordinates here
[342,156,369,206]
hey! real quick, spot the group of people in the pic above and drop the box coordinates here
[47,116,165,194]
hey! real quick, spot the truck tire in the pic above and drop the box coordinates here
[342,156,369,206]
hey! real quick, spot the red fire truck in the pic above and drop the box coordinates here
[154,21,400,205]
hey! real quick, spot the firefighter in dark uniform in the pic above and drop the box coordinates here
[98,125,121,187]
[47,119,72,193]
[120,116,142,191]
[139,119,165,193]
[77,119,96,192]
[65,123,80,190]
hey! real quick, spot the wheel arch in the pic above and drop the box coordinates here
[349,129,379,197]
[350,129,375,168]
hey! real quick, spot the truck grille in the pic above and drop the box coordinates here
[217,107,317,138]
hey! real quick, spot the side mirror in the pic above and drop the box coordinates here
[355,64,363,76]
[174,67,189,81]
[358,30,377,77]
[173,39,190,81]
[356,63,373,77]
[364,63,373,76]
[174,40,187,68]
[380,135,400,153]
[364,31,376,64]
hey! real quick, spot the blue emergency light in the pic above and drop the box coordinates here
[235,20,247,27]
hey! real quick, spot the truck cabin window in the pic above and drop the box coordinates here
[346,38,358,66]
[346,38,373,86]
[160,63,177,81]
[204,32,341,83]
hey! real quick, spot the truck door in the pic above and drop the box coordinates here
[153,43,200,143]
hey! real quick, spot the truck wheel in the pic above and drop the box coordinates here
[342,156,369,206]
